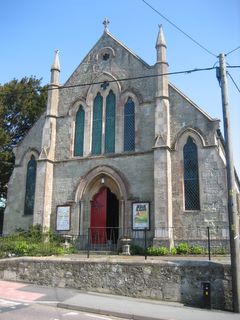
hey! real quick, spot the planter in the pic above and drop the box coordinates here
[120,238,131,255]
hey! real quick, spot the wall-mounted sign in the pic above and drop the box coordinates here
[132,202,150,230]
[56,206,71,231]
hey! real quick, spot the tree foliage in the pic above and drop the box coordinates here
[0,77,47,198]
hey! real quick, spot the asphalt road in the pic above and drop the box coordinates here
[0,298,125,320]
[0,281,125,320]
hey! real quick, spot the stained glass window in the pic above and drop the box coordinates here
[183,137,200,210]
[124,97,135,151]
[105,90,115,153]
[74,105,85,156]
[24,155,37,215]
[92,92,103,155]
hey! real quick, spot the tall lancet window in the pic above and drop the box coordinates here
[24,155,37,215]
[124,97,135,151]
[92,92,103,155]
[105,90,116,153]
[183,137,200,210]
[74,105,85,156]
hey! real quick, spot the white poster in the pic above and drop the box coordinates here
[56,206,70,231]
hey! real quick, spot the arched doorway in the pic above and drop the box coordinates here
[90,187,119,245]
[75,165,130,249]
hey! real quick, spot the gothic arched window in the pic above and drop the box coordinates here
[105,90,116,153]
[74,105,85,156]
[124,97,135,151]
[24,155,37,215]
[183,137,200,210]
[92,92,103,155]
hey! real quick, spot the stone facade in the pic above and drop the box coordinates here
[3,24,239,246]
[0,257,233,311]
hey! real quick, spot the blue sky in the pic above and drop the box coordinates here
[1,0,239,174]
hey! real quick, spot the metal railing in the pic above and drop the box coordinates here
[65,226,231,259]
[0,226,231,260]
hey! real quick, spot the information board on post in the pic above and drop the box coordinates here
[56,206,71,231]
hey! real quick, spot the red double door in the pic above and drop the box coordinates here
[90,187,118,244]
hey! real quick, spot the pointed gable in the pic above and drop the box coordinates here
[64,30,151,89]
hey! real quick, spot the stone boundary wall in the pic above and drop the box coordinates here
[0,258,232,311]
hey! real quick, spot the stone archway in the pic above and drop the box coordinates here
[74,165,129,241]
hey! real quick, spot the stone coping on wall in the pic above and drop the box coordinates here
[0,254,231,264]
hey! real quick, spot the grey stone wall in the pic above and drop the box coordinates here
[51,152,154,233]
[0,257,232,311]
[55,33,156,161]
[171,144,228,234]
[169,85,219,146]
[3,115,45,234]
[169,84,229,236]
[13,114,45,165]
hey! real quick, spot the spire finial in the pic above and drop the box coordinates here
[156,24,166,48]
[103,17,110,32]
[51,49,60,72]
[50,49,60,84]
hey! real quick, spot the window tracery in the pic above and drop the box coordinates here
[24,155,37,215]
[183,137,200,210]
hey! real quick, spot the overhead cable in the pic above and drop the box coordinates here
[0,66,217,97]
[226,65,240,69]
[226,46,240,57]
[141,0,217,58]
[227,72,240,94]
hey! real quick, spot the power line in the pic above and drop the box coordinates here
[227,72,240,94]
[226,65,240,69]
[226,46,240,57]
[141,0,217,58]
[54,67,216,90]
[0,66,217,97]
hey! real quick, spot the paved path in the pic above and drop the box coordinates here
[0,280,239,320]
[59,291,240,320]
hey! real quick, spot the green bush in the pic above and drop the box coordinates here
[176,242,190,254]
[66,246,77,254]
[147,246,168,256]
[212,247,228,255]
[34,244,65,256]
[190,245,205,255]
[14,241,29,255]
[27,243,39,255]
[158,246,168,255]
[0,225,75,258]
[0,239,16,257]
[170,247,177,255]
[27,224,44,242]
[147,246,158,256]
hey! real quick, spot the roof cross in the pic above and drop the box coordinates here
[103,17,109,32]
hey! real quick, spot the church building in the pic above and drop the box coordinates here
[3,21,239,248]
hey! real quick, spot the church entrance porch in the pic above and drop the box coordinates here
[90,187,119,246]
[74,166,129,251]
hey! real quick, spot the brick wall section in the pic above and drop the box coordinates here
[0,257,232,311]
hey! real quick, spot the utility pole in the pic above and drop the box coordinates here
[218,53,240,313]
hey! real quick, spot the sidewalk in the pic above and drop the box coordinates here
[58,291,240,320]
[0,280,239,320]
